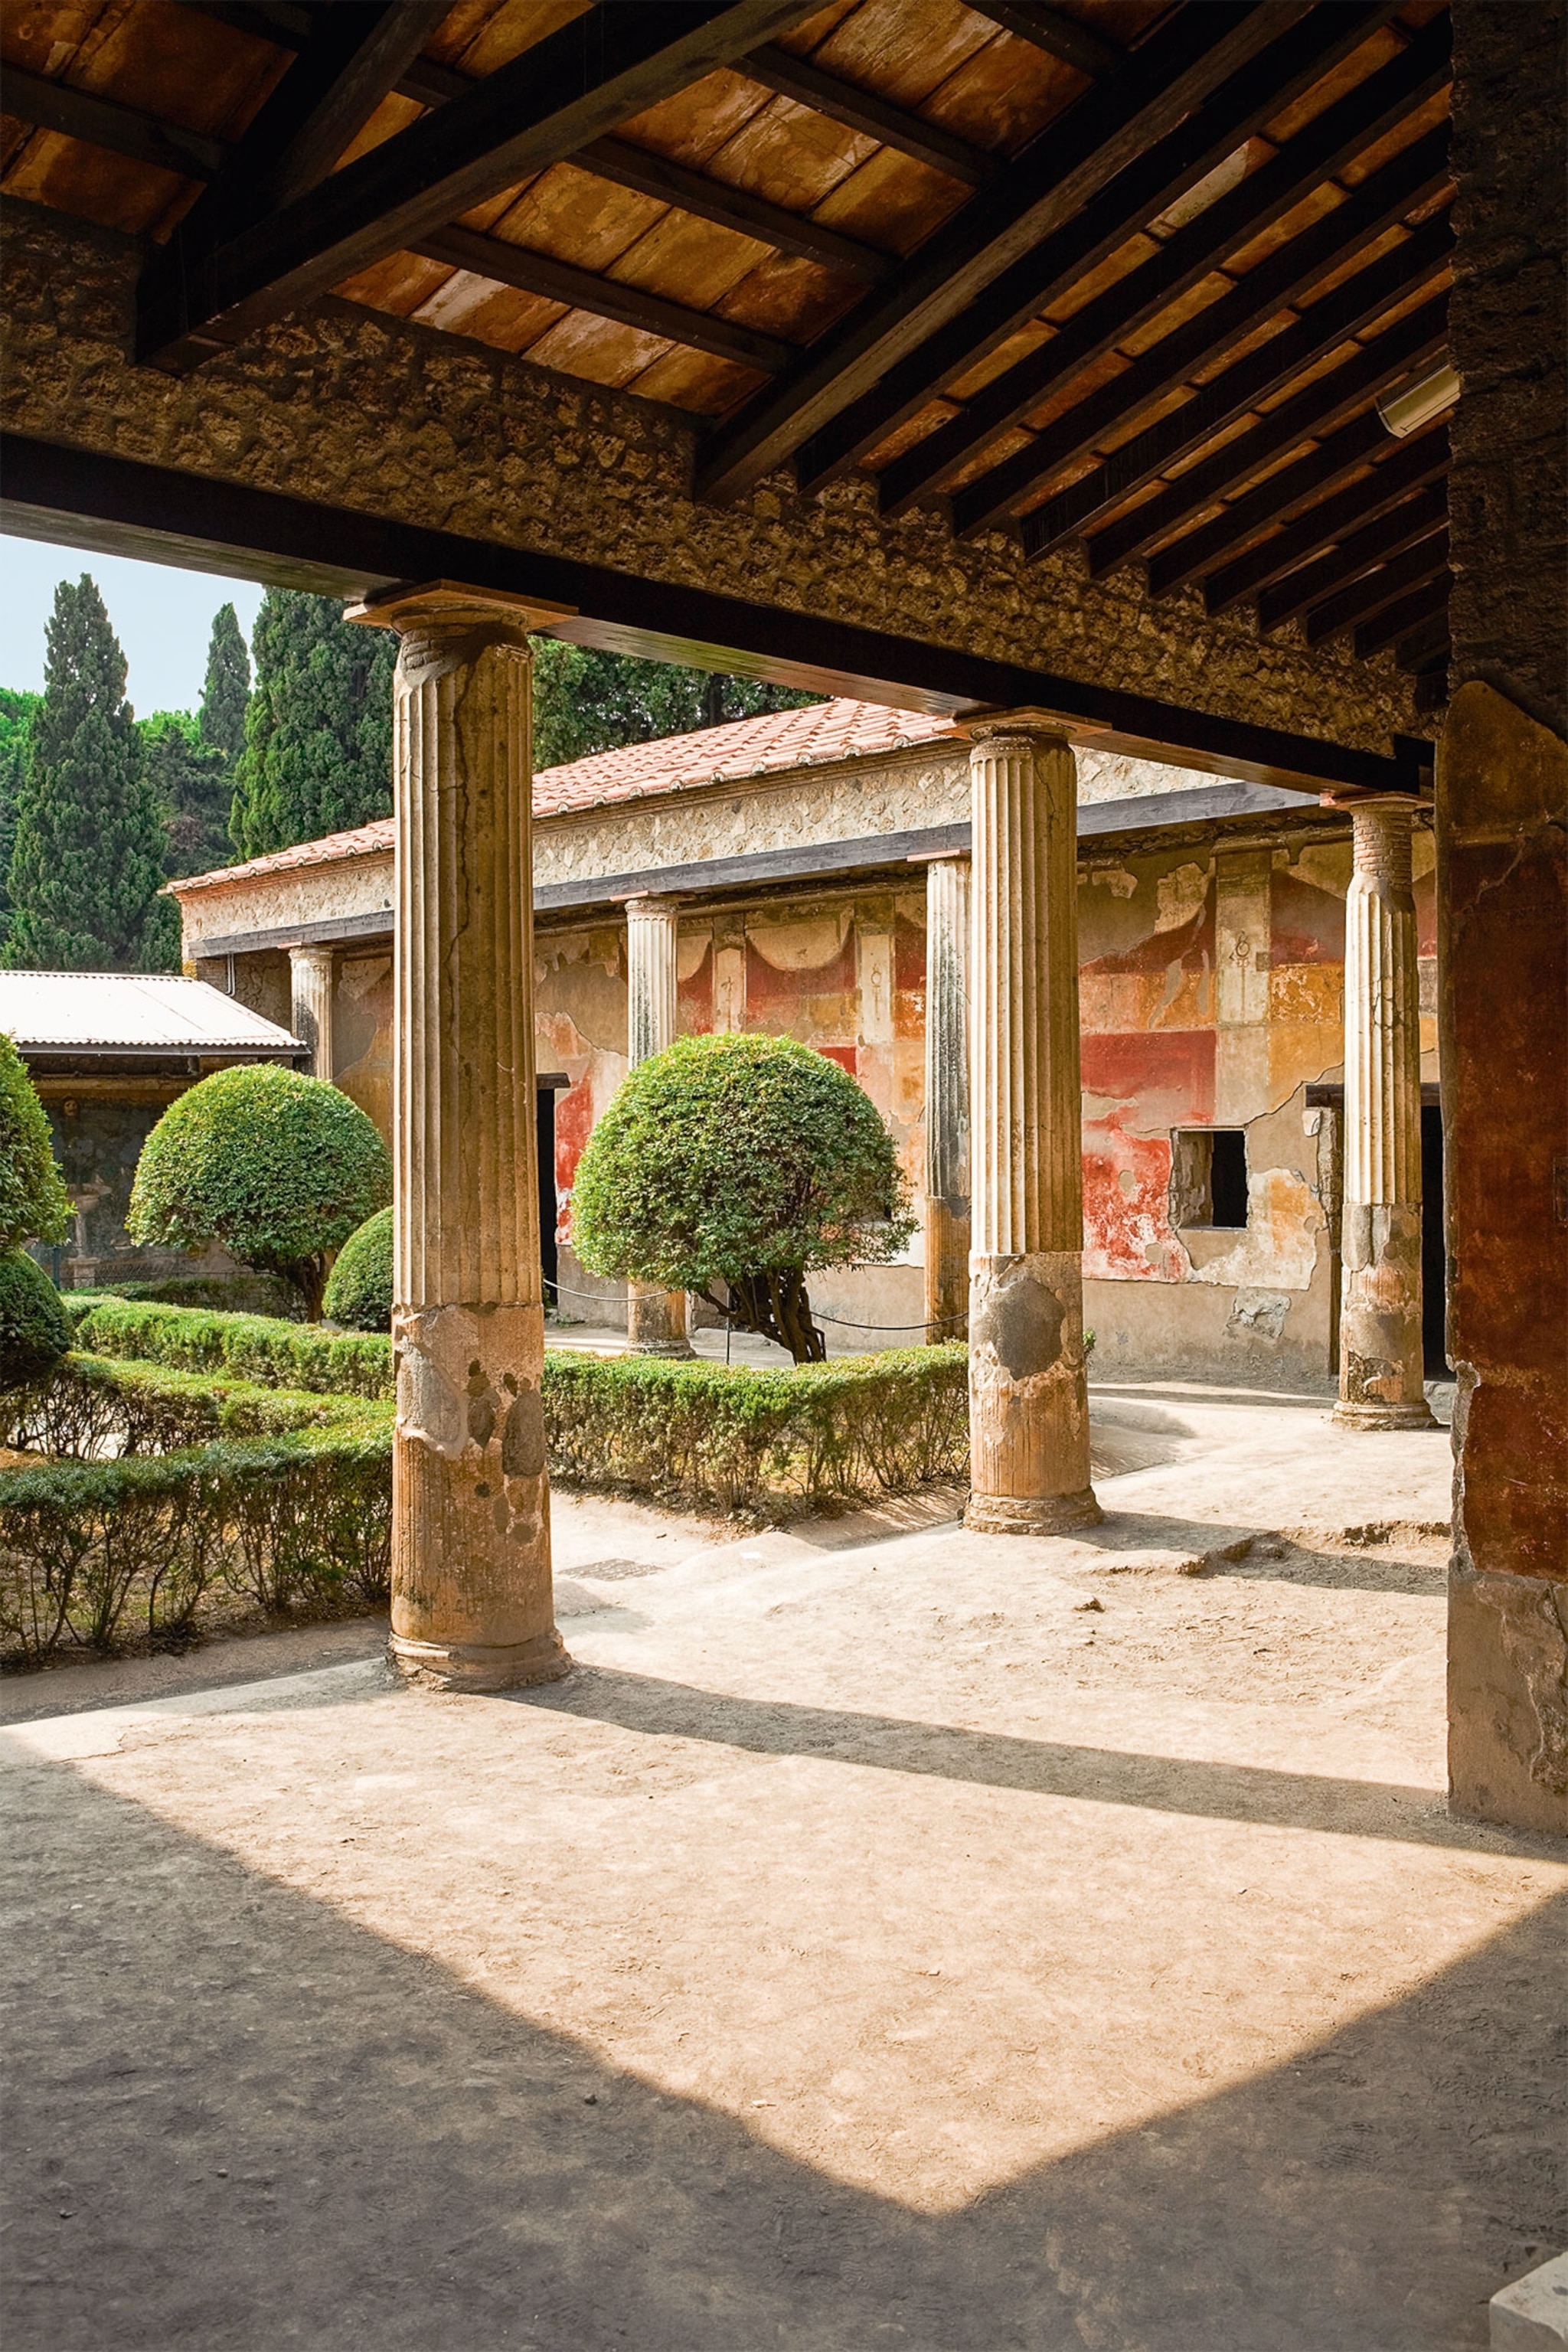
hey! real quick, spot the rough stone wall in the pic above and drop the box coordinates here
[3,201,1419,753]
[1447,2,1568,738]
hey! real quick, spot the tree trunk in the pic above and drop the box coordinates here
[709,1270,825,1364]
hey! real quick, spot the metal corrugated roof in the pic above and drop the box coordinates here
[0,972,302,1054]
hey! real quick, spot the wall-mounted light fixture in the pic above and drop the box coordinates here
[1376,357,1460,439]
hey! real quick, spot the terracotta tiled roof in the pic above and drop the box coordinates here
[168,698,961,893]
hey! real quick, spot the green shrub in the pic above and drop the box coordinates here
[1,1351,389,1459]
[571,1032,915,1362]
[85,1271,306,1319]
[542,1343,967,1516]
[0,1031,70,1251]
[127,1063,391,1317]
[0,1425,393,1664]
[67,1296,394,1400]
[0,1247,72,1389]
[323,1205,393,1331]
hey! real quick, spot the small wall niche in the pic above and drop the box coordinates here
[1171,1128,1249,1231]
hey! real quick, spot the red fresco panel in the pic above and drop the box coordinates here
[818,1044,859,1076]
[1080,1028,1216,1128]
[1271,867,1346,965]
[554,1076,595,1198]
[678,936,714,1033]
[1083,1125,1187,1282]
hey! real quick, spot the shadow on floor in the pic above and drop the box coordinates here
[3,1756,1560,2351]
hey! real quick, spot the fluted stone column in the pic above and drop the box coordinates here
[965,715,1099,1533]
[624,893,691,1357]
[346,580,569,1691]
[289,943,335,1080]
[1335,796,1435,1429]
[922,854,970,1342]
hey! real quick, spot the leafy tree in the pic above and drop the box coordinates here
[230,590,394,858]
[140,708,233,880]
[0,1031,70,1251]
[199,599,250,765]
[0,689,41,957]
[323,1204,393,1330]
[570,1032,913,1363]
[128,1063,392,1319]
[532,642,821,770]
[4,577,172,972]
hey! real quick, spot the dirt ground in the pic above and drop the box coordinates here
[2,1381,1563,2352]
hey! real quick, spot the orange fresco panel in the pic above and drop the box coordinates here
[618,70,775,174]
[627,346,762,415]
[524,309,674,386]
[487,161,662,273]
[1268,964,1344,1027]
[707,91,876,214]
[812,140,970,255]
[810,0,998,113]
[713,249,861,343]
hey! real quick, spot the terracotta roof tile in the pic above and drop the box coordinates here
[169,698,961,893]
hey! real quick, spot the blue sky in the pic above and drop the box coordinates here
[2,535,266,718]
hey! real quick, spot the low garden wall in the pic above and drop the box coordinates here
[2,1305,969,1666]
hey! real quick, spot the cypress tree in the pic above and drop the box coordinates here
[229,590,394,858]
[199,600,250,763]
[3,577,170,972]
[531,641,820,771]
[0,689,41,958]
[140,709,233,879]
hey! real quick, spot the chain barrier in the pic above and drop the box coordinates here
[545,1277,967,1338]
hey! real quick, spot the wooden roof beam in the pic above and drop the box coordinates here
[575,138,893,282]
[694,2,1322,503]
[965,5,1125,80]
[1021,214,1452,564]
[1200,422,1449,610]
[135,0,826,372]
[1145,408,1389,593]
[1302,527,1449,645]
[1060,289,1450,575]
[0,64,227,179]
[410,224,795,372]
[1394,616,1450,673]
[739,44,993,185]
[952,126,1451,539]
[1256,480,1448,629]
[883,18,1449,521]
[1353,573,1450,658]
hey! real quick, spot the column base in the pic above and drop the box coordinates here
[627,1338,697,1359]
[388,1627,571,1694]
[964,1487,1102,1536]
[1332,1398,1438,1430]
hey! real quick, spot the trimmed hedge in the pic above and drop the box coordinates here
[544,1343,968,1514]
[65,1295,394,1400]
[83,1272,307,1320]
[1,1351,388,1459]
[323,1206,393,1331]
[0,1248,72,1389]
[0,1426,392,1665]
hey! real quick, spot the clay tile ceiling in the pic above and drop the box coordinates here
[1,0,1454,701]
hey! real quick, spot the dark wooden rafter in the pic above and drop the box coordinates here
[1256,480,1447,629]
[738,44,992,185]
[1393,616,1449,672]
[695,2,1331,503]
[952,127,1452,539]
[1200,421,1449,610]
[1411,666,1449,713]
[1354,573,1450,658]
[575,139,893,281]
[0,431,1430,799]
[883,18,1450,521]
[1055,288,1451,574]
[135,0,828,371]
[1147,406,1393,593]
[410,224,795,371]
[0,65,228,179]
[1302,527,1449,644]
[964,4,1125,81]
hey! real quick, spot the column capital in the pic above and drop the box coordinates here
[1321,791,1423,820]
[964,705,1105,744]
[621,892,684,916]
[344,579,577,642]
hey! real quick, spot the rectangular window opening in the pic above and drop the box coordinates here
[1170,1128,1249,1230]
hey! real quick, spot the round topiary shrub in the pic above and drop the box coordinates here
[0,1246,72,1389]
[323,1205,394,1331]
[128,1063,392,1320]
[0,1031,70,1253]
[570,1031,915,1362]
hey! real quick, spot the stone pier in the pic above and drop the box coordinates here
[965,715,1099,1534]
[1334,798,1435,1429]
[347,580,569,1694]
[288,943,335,1081]
[623,894,691,1356]
[922,853,970,1344]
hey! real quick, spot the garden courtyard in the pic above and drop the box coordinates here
[5,1377,1563,2352]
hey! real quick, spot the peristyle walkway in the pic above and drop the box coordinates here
[2,1383,1563,2351]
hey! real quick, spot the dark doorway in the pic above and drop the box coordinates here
[1209,1129,1250,1230]
[1421,1102,1447,1375]
[536,1084,559,1308]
